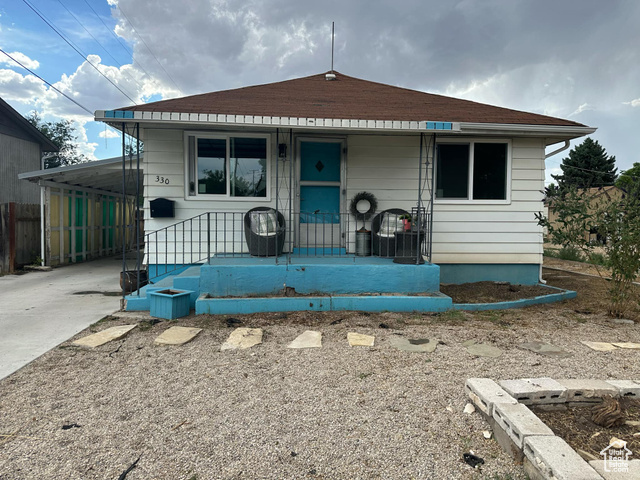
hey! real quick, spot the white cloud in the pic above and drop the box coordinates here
[623,98,640,107]
[98,129,121,139]
[569,103,594,117]
[0,50,40,70]
[0,68,46,103]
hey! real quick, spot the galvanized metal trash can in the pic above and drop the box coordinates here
[355,229,371,256]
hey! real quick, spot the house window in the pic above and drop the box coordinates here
[188,134,268,198]
[436,141,509,201]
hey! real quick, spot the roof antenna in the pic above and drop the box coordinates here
[326,22,336,81]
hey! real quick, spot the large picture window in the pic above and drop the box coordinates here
[188,134,268,198]
[436,141,509,201]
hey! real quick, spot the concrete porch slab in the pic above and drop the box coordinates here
[199,257,440,296]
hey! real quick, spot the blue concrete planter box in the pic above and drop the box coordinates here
[149,289,193,320]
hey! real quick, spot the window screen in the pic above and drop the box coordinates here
[436,144,469,199]
[197,138,226,194]
[473,143,507,200]
[230,137,267,197]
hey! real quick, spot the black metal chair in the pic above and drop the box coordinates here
[370,208,409,257]
[244,207,286,257]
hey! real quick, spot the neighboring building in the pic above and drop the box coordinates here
[95,71,596,299]
[546,185,622,244]
[0,98,58,272]
[0,98,58,203]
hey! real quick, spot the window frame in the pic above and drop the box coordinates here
[184,131,271,202]
[434,138,512,205]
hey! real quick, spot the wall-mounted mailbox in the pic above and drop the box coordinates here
[150,198,175,218]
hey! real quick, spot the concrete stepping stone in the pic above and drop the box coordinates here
[388,336,438,353]
[72,325,136,348]
[154,326,202,346]
[288,330,322,349]
[464,340,502,358]
[612,342,640,349]
[221,328,263,351]
[518,341,572,358]
[347,332,375,347]
[581,341,618,352]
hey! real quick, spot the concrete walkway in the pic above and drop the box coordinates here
[0,256,124,380]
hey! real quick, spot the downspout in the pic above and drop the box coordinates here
[539,140,570,284]
[544,140,570,159]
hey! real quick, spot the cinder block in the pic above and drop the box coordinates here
[492,402,554,449]
[524,435,602,480]
[556,379,619,401]
[486,415,524,462]
[499,377,567,405]
[465,378,518,416]
[606,380,640,398]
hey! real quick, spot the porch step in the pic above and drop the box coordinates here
[125,266,202,311]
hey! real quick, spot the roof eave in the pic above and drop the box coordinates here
[96,110,595,139]
[459,122,596,139]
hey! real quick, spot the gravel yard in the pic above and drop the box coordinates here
[1,266,639,479]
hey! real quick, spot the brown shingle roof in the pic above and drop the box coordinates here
[121,72,585,127]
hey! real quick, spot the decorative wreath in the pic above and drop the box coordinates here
[349,191,378,220]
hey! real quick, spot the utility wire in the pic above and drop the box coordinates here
[116,3,183,95]
[82,0,133,58]
[21,0,138,105]
[56,0,144,92]
[0,48,93,115]
[81,0,161,89]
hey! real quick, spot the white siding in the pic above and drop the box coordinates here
[431,137,545,264]
[346,135,544,265]
[142,129,292,263]
[142,128,545,266]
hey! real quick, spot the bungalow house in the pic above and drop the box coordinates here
[95,71,594,313]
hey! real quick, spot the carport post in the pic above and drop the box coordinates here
[121,122,126,306]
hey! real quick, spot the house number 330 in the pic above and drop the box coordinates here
[155,176,170,184]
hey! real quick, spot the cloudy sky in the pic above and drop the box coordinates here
[1,0,638,183]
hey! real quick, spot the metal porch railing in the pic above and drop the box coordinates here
[141,209,432,285]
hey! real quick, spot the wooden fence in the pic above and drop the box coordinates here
[0,203,40,274]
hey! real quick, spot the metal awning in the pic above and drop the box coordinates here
[18,155,144,196]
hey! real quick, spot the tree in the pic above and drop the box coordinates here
[551,137,617,189]
[25,112,87,169]
[537,184,640,317]
[616,162,640,193]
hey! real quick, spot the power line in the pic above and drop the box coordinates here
[21,0,138,105]
[0,48,93,115]
[82,0,133,59]
[81,0,162,90]
[116,3,183,95]
[56,0,144,92]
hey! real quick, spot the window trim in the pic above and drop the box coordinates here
[184,131,271,202]
[434,138,512,205]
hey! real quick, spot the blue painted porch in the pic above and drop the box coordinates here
[126,255,452,314]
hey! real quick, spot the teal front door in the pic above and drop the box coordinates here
[299,141,343,250]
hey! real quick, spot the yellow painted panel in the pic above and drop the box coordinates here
[51,234,60,263]
[62,193,70,226]
[50,194,60,227]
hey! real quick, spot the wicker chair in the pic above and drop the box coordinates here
[370,208,409,257]
[244,207,286,257]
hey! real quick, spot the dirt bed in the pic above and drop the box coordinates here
[1,262,639,479]
[441,282,553,304]
[534,398,640,458]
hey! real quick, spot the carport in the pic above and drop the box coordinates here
[19,155,143,267]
